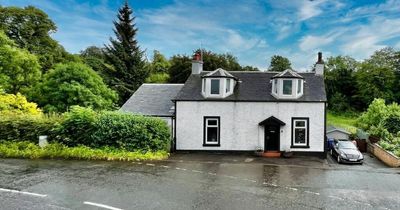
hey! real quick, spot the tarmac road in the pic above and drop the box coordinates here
[0,153,399,210]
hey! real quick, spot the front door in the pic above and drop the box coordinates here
[265,125,280,151]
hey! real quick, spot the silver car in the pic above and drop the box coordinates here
[331,140,364,164]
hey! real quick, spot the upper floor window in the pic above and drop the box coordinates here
[297,79,302,94]
[271,69,304,99]
[226,79,231,93]
[282,80,292,95]
[201,68,237,98]
[210,79,220,94]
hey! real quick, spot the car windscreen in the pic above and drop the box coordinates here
[338,141,357,149]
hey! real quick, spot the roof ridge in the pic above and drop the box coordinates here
[143,83,184,85]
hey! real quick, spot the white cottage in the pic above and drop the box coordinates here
[173,52,327,157]
[123,52,327,157]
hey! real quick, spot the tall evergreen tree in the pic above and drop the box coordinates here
[104,1,148,105]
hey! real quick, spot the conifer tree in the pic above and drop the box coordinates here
[104,1,148,105]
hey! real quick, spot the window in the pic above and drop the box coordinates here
[297,79,302,94]
[291,118,309,148]
[204,117,220,146]
[210,79,220,94]
[202,79,206,93]
[283,80,292,95]
[226,79,231,93]
[274,79,278,94]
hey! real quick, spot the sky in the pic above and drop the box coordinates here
[2,0,400,71]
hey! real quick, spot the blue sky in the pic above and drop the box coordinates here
[2,0,400,70]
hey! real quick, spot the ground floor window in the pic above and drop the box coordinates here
[291,118,309,148]
[204,116,220,146]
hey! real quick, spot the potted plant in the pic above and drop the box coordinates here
[254,146,263,157]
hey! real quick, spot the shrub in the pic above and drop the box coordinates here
[55,107,171,152]
[383,113,400,134]
[54,106,98,147]
[0,92,41,115]
[91,112,170,151]
[0,114,61,142]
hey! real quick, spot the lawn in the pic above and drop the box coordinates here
[327,111,358,133]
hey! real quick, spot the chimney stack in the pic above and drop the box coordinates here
[191,52,203,74]
[315,52,324,75]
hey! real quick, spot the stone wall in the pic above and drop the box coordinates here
[368,143,400,167]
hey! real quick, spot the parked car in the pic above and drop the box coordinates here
[330,140,364,164]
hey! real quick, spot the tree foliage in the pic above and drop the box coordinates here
[103,2,148,105]
[30,62,117,112]
[324,56,358,111]
[0,6,75,71]
[0,92,41,115]
[149,50,171,73]
[168,54,192,83]
[0,31,41,94]
[268,55,291,72]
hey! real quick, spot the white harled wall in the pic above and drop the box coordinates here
[176,101,325,152]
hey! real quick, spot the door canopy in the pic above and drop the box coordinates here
[258,116,286,126]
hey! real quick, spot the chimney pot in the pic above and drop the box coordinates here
[191,52,203,74]
[315,52,324,75]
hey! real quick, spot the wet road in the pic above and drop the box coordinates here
[0,154,399,210]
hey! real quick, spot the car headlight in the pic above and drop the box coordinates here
[340,152,347,158]
[359,153,364,159]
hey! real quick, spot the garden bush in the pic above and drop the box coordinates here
[55,107,171,152]
[358,98,400,157]
[0,92,42,115]
[91,112,170,151]
[0,113,61,142]
[0,106,171,152]
[54,106,98,147]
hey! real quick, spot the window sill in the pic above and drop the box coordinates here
[203,144,220,147]
[290,145,310,149]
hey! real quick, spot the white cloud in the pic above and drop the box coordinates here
[298,0,325,21]
[299,34,334,51]
[341,17,400,58]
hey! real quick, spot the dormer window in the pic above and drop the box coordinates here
[271,69,304,99]
[202,68,237,98]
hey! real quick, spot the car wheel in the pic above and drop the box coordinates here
[337,155,341,163]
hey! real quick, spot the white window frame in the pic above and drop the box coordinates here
[274,79,278,94]
[282,79,293,96]
[204,117,220,146]
[226,79,231,93]
[292,118,309,148]
[297,79,302,94]
[210,79,220,95]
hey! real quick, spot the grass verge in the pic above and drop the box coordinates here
[327,111,358,133]
[0,141,169,161]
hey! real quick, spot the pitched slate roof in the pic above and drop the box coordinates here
[272,69,303,79]
[174,71,326,102]
[120,84,184,117]
[202,68,237,79]
[326,126,351,134]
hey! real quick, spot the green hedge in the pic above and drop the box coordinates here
[0,106,171,152]
[0,114,61,142]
